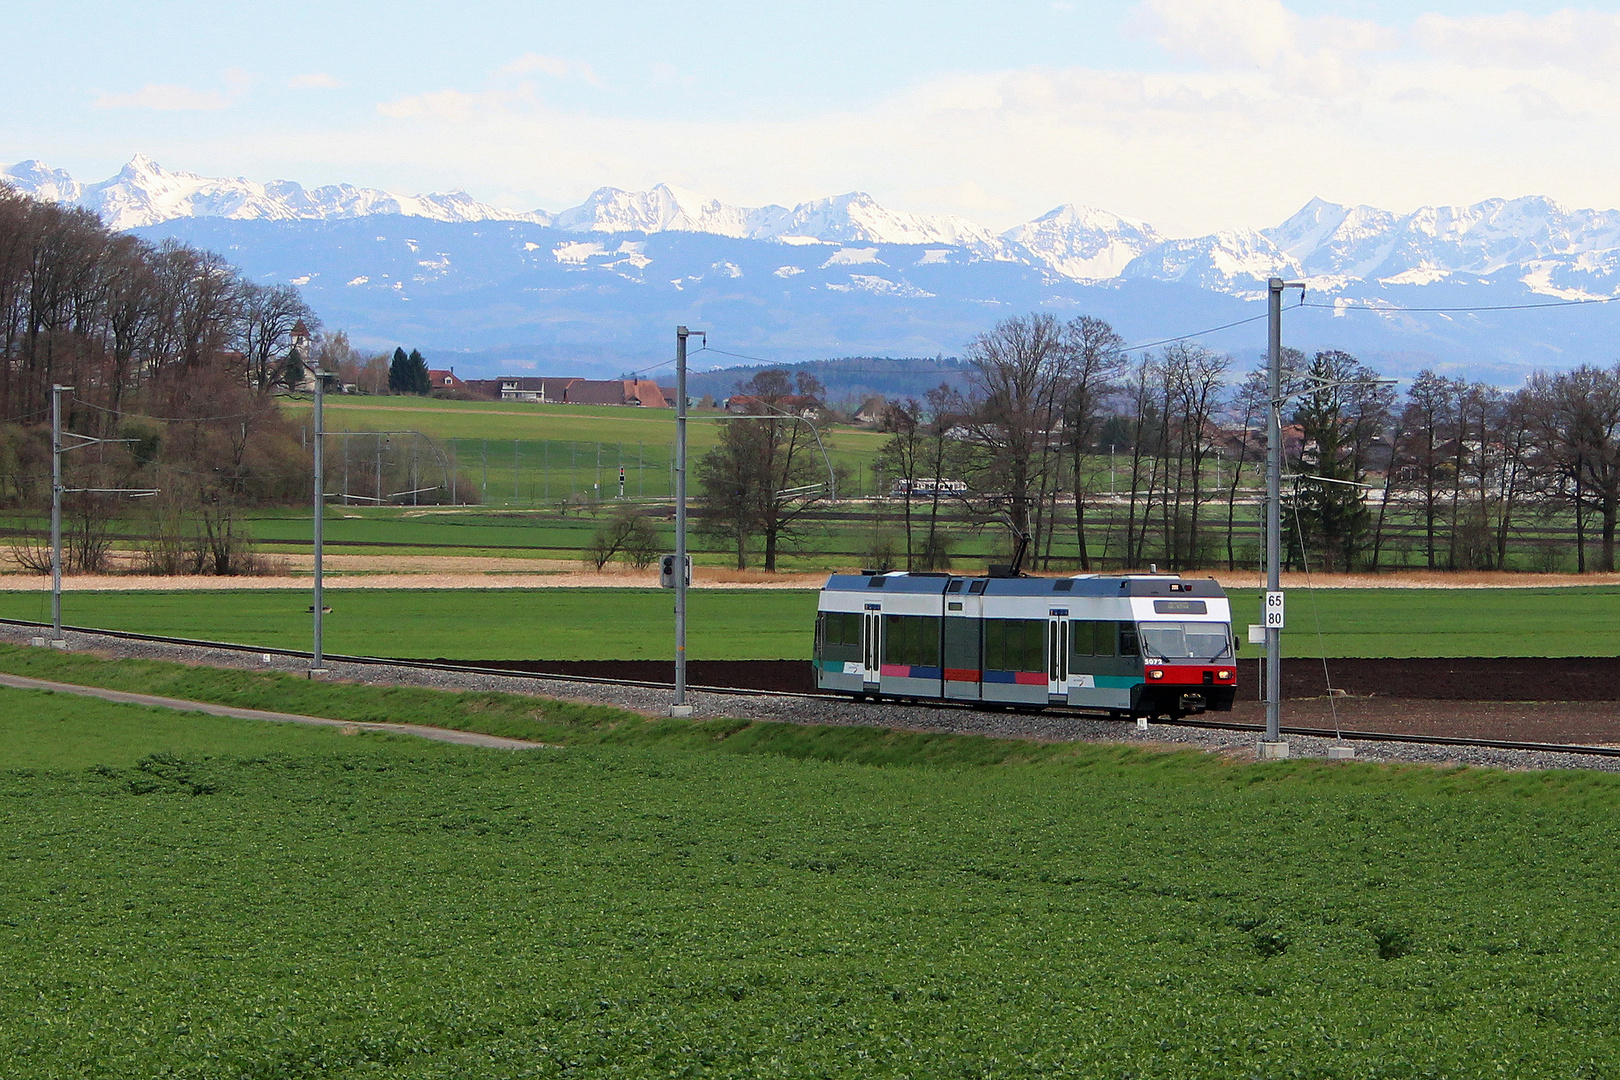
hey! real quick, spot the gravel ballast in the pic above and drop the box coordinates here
[4,623,1617,773]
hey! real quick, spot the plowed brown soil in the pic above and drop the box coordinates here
[433,655,1620,746]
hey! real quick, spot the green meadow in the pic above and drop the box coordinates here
[2,585,1619,660]
[3,646,1619,1077]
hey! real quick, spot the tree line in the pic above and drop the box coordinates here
[0,183,322,572]
[702,310,1620,575]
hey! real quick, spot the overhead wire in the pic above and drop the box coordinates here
[70,396,267,424]
[696,311,1284,373]
[1300,294,1620,314]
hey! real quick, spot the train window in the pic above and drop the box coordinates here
[1117,622,1140,657]
[1068,619,1092,658]
[1052,579,1073,592]
[883,615,941,668]
[1069,620,1116,663]
[968,580,987,594]
[984,619,1044,672]
[821,611,862,648]
[1138,621,1232,660]
[946,580,964,593]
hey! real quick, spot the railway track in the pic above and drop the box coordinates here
[5,616,1619,761]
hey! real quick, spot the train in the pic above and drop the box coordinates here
[813,570,1237,718]
[889,477,969,498]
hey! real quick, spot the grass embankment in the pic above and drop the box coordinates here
[7,585,1620,659]
[0,646,1068,771]
[3,657,1620,1074]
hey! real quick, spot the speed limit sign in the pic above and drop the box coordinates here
[1264,590,1285,629]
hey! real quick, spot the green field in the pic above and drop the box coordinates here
[0,588,814,660]
[280,398,894,506]
[0,684,427,769]
[3,650,1620,1076]
[6,585,1620,660]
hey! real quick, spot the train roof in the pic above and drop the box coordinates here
[820,572,1227,598]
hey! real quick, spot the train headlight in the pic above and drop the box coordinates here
[1217,670,1231,680]
[1148,669,1164,680]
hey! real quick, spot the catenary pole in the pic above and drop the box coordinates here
[1265,280,1283,745]
[672,326,692,716]
[1263,278,1304,754]
[311,367,327,673]
[50,384,68,644]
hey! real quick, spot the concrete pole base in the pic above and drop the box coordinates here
[306,668,330,679]
[1257,740,1290,761]
[1326,745,1356,760]
[668,704,694,718]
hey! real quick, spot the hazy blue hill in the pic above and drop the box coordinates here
[684,355,973,406]
[136,216,1620,386]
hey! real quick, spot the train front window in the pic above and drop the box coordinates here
[1138,621,1232,661]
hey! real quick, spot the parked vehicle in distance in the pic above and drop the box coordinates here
[814,571,1236,720]
[889,477,968,498]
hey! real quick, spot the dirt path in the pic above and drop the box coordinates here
[0,672,554,750]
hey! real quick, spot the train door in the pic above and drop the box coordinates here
[943,586,982,701]
[862,604,882,694]
[1047,608,1069,705]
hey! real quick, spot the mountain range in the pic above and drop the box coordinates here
[6,155,1620,383]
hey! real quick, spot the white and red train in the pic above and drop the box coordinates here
[814,571,1237,718]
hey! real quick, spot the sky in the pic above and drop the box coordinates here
[4,0,1620,236]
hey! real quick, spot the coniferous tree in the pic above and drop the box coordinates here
[407,349,432,394]
[278,347,305,392]
[388,347,410,393]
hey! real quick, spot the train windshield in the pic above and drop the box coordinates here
[1138,621,1232,662]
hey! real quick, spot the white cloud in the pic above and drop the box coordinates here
[378,87,533,122]
[93,83,231,111]
[497,53,602,85]
[1132,0,1397,97]
[95,69,254,111]
[1414,10,1620,74]
[206,4,1620,236]
[289,73,345,90]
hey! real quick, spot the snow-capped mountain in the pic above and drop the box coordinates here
[1121,228,1303,293]
[551,183,788,238]
[2,157,1020,257]
[764,192,1006,253]
[550,185,1007,252]
[11,156,1620,301]
[1,154,552,231]
[1259,195,1620,298]
[9,154,1620,382]
[1002,205,1163,282]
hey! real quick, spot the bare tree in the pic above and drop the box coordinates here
[962,313,1067,561]
[1061,316,1125,570]
[1526,365,1620,572]
[238,282,315,391]
[696,370,829,571]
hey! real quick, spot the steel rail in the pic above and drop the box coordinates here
[4,616,1619,759]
